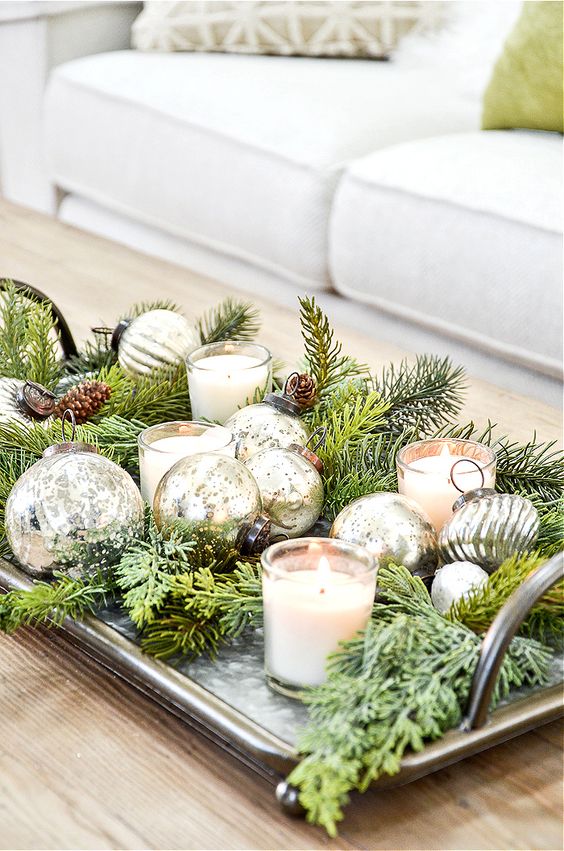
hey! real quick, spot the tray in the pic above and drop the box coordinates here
[1,555,562,814]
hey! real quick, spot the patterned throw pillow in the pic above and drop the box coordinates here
[132,1,441,58]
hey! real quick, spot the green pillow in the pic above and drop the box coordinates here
[482,1,563,133]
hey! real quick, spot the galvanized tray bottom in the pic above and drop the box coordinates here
[1,558,562,804]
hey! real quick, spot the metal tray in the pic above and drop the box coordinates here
[1,555,562,813]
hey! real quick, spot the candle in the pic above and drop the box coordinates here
[186,341,272,424]
[262,538,376,698]
[138,421,234,505]
[397,438,496,532]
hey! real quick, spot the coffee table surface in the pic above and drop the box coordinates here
[0,200,562,850]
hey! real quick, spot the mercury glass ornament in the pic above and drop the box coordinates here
[330,492,438,578]
[153,453,271,555]
[5,438,144,576]
[438,488,539,573]
[225,374,309,462]
[0,378,56,427]
[245,434,324,538]
[431,561,489,614]
[111,308,199,376]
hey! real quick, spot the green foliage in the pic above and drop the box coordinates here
[115,511,196,629]
[316,386,390,476]
[536,500,564,558]
[61,328,116,380]
[0,570,112,632]
[375,355,467,435]
[125,299,180,319]
[288,563,553,836]
[0,280,62,388]
[89,362,191,425]
[140,561,263,660]
[197,298,261,344]
[448,552,564,643]
[299,296,369,398]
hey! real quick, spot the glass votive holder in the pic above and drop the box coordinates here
[138,421,235,505]
[397,438,497,533]
[186,341,272,424]
[261,537,377,699]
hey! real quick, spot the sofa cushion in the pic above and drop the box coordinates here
[44,50,478,289]
[329,131,563,376]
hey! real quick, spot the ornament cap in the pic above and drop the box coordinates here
[289,426,326,474]
[42,409,98,458]
[452,487,497,513]
[111,318,132,351]
[263,372,302,417]
[240,514,271,555]
[16,380,56,420]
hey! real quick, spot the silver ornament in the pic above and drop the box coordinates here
[0,378,56,427]
[154,453,270,555]
[431,561,489,614]
[113,309,199,376]
[5,445,143,576]
[438,488,540,573]
[330,492,438,578]
[245,440,324,538]
[225,377,309,463]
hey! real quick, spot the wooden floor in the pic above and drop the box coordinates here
[0,200,562,850]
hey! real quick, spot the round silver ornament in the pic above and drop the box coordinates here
[245,434,324,538]
[226,375,309,463]
[431,561,489,614]
[112,309,199,376]
[154,453,271,555]
[5,442,144,577]
[330,492,438,578]
[0,378,56,427]
[439,488,540,573]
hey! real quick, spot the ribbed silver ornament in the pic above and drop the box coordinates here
[438,489,539,573]
[117,309,199,376]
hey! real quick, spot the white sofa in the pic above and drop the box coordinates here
[1,1,562,404]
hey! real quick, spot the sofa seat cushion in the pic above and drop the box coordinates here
[44,50,478,289]
[330,131,563,375]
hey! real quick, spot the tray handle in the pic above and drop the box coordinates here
[462,551,563,731]
[1,277,78,359]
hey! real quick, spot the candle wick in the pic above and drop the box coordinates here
[319,587,325,595]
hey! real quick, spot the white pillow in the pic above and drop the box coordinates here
[132,1,442,58]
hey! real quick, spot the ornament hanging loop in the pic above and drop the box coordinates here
[450,458,484,494]
[43,409,98,458]
[306,426,327,454]
[61,408,77,443]
[284,372,300,397]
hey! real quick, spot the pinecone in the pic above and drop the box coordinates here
[294,373,318,409]
[53,380,112,424]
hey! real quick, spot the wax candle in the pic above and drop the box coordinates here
[397,439,496,532]
[186,341,272,424]
[138,421,234,505]
[262,538,376,697]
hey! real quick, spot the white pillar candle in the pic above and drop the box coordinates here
[186,341,272,424]
[261,539,376,697]
[138,421,234,505]
[397,439,496,532]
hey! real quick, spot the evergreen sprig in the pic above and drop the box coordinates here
[299,296,369,398]
[0,570,112,632]
[375,355,467,435]
[316,386,390,476]
[0,280,62,388]
[448,552,564,643]
[197,298,261,344]
[288,564,553,836]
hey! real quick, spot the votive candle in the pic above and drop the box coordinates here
[262,538,376,698]
[397,438,496,532]
[138,420,235,505]
[186,341,272,424]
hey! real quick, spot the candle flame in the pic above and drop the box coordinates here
[317,556,332,594]
[439,443,451,459]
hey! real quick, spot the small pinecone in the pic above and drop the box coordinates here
[53,380,112,424]
[294,373,318,409]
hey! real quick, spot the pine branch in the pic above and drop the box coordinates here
[61,328,116,380]
[375,355,467,435]
[448,552,564,643]
[288,563,553,836]
[90,362,191,426]
[299,296,369,398]
[197,298,261,344]
[115,511,196,629]
[0,280,62,388]
[0,570,112,633]
[125,299,181,319]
